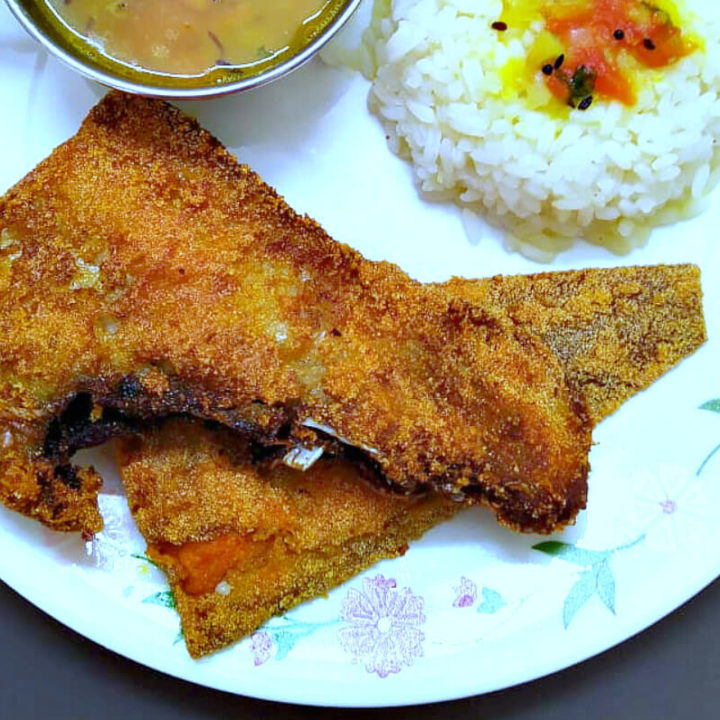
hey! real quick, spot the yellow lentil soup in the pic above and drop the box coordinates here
[39,0,346,83]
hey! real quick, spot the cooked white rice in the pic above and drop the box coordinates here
[324,0,720,260]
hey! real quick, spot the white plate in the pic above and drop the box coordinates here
[1,2,720,708]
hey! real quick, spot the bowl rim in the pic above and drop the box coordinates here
[3,0,362,99]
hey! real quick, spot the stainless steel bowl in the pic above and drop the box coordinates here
[3,0,361,99]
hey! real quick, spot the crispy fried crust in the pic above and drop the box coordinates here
[0,91,592,534]
[118,420,458,658]
[118,262,705,657]
[449,264,706,425]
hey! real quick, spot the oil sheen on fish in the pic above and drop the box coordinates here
[0,92,591,534]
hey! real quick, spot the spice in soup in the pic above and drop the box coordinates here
[45,0,333,76]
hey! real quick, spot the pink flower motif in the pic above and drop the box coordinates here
[453,576,477,608]
[659,498,677,515]
[338,575,425,679]
[251,631,273,666]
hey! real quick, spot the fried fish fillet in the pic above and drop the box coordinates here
[447,264,706,426]
[118,420,458,658]
[117,263,705,657]
[0,91,591,535]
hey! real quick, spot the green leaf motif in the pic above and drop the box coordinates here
[271,630,298,662]
[698,443,720,477]
[142,590,176,610]
[563,570,596,628]
[533,541,610,567]
[476,587,506,614]
[263,616,337,662]
[697,400,720,475]
[700,399,720,413]
[534,539,627,628]
[595,561,616,614]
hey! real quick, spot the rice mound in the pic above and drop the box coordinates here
[337,0,720,259]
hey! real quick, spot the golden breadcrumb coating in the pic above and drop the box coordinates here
[448,264,706,425]
[118,420,457,658]
[117,262,704,657]
[0,91,592,535]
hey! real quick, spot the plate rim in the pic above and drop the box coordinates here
[1,505,719,708]
[1,6,720,704]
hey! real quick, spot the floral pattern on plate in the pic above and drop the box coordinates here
[112,396,720,676]
[0,12,718,700]
[339,575,425,678]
